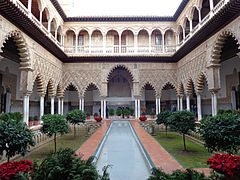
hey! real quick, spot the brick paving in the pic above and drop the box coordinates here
[76,119,211,176]
[131,120,183,173]
[75,120,111,160]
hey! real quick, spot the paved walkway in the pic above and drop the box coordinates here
[75,120,111,159]
[76,119,211,176]
[131,120,183,173]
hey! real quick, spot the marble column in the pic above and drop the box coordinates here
[156,98,159,115]
[50,97,54,115]
[134,34,138,53]
[211,90,218,116]
[137,99,141,118]
[79,98,82,111]
[58,97,61,115]
[197,93,202,121]
[27,0,32,13]
[186,95,190,111]
[148,35,151,52]
[40,96,44,119]
[61,98,64,115]
[158,97,161,113]
[177,96,180,111]
[162,33,165,53]
[81,98,84,112]
[75,35,78,53]
[180,96,183,111]
[23,94,30,125]
[101,99,104,118]
[103,99,106,119]
[135,98,138,119]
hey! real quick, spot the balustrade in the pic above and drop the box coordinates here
[11,0,230,56]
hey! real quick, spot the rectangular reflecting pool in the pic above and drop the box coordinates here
[96,121,151,180]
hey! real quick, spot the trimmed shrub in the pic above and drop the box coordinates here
[199,113,240,154]
[168,111,195,151]
[156,111,172,136]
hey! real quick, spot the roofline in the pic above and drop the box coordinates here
[50,0,67,19]
[53,0,189,22]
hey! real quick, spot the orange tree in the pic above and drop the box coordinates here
[168,111,196,151]
[41,114,69,153]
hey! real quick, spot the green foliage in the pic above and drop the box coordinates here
[156,111,172,136]
[116,109,122,116]
[129,108,134,116]
[217,109,233,115]
[66,109,86,124]
[199,113,240,154]
[109,109,115,116]
[41,114,69,137]
[41,114,69,152]
[0,112,23,122]
[168,111,196,134]
[32,148,110,180]
[123,109,130,116]
[168,111,196,150]
[148,168,210,180]
[66,109,85,137]
[0,113,35,162]
[141,112,147,115]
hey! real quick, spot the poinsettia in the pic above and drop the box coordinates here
[207,154,240,177]
[0,160,32,180]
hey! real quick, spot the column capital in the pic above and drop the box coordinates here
[23,91,32,96]
[209,89,219,94]
[134,95,141,99]
[196,91,203,96]
[101,96,107,99]
[207,62,221,68]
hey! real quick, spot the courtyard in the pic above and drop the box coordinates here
[0,0,240,179]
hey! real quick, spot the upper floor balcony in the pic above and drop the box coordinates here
[63,29,176,56]
[9,0,230,57]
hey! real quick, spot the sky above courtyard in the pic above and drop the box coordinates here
[66,0,182,17]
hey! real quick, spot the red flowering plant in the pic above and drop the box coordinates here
[139,115,147,121]
[94,116,102,122]
[207,154,240,178]
[0,160,33,180]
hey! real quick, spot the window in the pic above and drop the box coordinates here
[78,35,84,46]
[155,35,162,45]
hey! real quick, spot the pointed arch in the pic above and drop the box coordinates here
[83,83,101,97]
[185,78,195,95]
[46,79,55,97]
[177,82,185,96]
[211,30,240,63]
[196,72,209,93]
[63,82,80,95]
[160,82,177,95]
[56,83,64,97]
[106,64,135,82]
[33,74,45,96]
[1,30,31,69]
[140,82,157,97]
